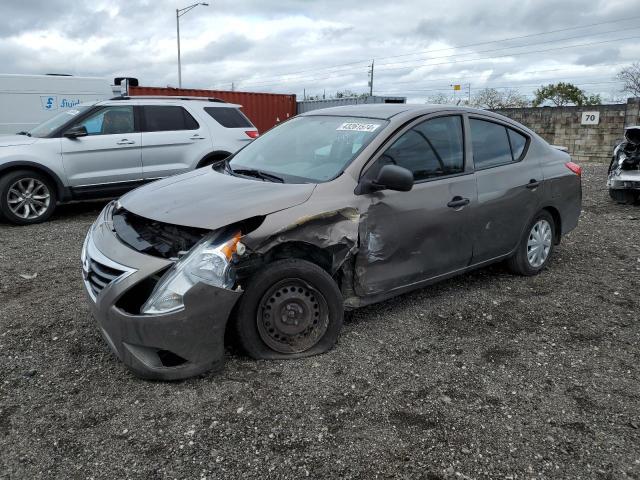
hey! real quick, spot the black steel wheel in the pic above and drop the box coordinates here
[233,259,343,359]
[256,278,330,354]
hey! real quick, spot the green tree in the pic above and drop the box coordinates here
[532,82,598,107]
[583,93,602,106]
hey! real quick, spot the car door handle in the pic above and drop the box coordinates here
[526,179,540,189]
[447,196,470,209]
[116,139,136,145]
[189,134,206,140]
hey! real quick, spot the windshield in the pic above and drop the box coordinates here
[29,106,91,138]
[229,116,388,183]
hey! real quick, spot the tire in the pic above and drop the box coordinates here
[507,210,556,276]
[0,170,57,225]
[233,259,344,360]
[609,189,638,205]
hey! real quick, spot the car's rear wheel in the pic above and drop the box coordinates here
[507,210,555,276]
[0,170,57,225]
[233,259,343,359]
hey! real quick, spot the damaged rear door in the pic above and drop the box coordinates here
[354,114,476,296]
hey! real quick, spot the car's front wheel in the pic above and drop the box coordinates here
[0,170,57,225]
[233,259,344,359]
[507,210,556,276]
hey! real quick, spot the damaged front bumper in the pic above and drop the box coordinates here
[608,170,640,191]
[81,203,241,380]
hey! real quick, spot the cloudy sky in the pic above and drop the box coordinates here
[1,0,638,103]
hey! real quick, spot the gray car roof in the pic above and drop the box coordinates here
[300,104,497,120]
[300,103,539,139]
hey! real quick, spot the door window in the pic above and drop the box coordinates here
[75,106,135,136]
[143,106,199,132]
[470,118,529,168]
[371,115,464,181]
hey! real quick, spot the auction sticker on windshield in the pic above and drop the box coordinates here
[337,122,381,132]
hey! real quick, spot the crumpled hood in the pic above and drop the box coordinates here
[119,168,316,230]
[0,134,38,147]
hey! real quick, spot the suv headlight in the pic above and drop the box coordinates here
[141,231,241,315]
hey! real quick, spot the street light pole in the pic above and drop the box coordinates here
[176,9,181,88]
[176,2,209,88]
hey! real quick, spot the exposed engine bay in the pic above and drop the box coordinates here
[608,126,640,204]
[112,207,208,259]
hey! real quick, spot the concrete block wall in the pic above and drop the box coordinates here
[491,98,640,163]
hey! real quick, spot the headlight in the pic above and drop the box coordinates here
[141,231,241,315]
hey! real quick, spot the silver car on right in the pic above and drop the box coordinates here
[608,126,640,204]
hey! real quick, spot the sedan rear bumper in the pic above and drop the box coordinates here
[82,203,241,380]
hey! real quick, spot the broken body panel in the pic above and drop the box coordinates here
[608,126,640,203]
[82,104,582,380]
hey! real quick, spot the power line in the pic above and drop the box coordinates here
[212,15,640,88]
[375,72,627,92]
[375,26,640,69]
[374,80,625,97]
[385,62,630,87]
[231,35,640,89]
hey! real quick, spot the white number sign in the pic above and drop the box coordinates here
[581,112,600,125]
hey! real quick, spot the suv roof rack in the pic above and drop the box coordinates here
[109,95,226,103]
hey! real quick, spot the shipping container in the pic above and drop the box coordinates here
[129,86,297,133]
[297,95,406,114]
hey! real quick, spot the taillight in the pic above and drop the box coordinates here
[565,161,582,177]
[245,130,259,139]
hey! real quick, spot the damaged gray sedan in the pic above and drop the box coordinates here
[81,105,582,380]
[608,126,640,204]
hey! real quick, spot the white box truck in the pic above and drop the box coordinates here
[0,74,118,135]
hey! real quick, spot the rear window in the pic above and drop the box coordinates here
[204,107,253,128]
[143,105,199,132]
[508,129,528,160]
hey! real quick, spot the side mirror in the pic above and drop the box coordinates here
[64,125,88,139]
[356,164,414,194]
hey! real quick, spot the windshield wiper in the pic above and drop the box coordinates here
[232,168,284,183]
[16,131,31,136]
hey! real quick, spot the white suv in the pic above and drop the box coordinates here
[0,96,259,224]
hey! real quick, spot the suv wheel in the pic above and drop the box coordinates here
[233,259,344,359]
[507,210,555,276]
[0,170,57,225]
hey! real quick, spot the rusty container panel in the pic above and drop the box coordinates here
[129,86,297,133]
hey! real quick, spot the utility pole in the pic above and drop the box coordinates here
[368,59,375,96]
[176,3,209,88]
[231,82,235,91]
[467,83,471,104]
[176,9,181,88]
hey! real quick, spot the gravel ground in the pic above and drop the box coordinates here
[1,163,639,480]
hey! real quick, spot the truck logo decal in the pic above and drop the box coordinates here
[40,95,58,111]
[40,96,82,111]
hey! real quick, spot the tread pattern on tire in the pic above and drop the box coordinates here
[0,169,57,225]
[232,258,344,360]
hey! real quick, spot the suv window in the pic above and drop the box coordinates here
[204,107,252,128]
[75,106,135,136]
[470,118,528,168]
[373,115,464,181]
[143,105,199,132]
